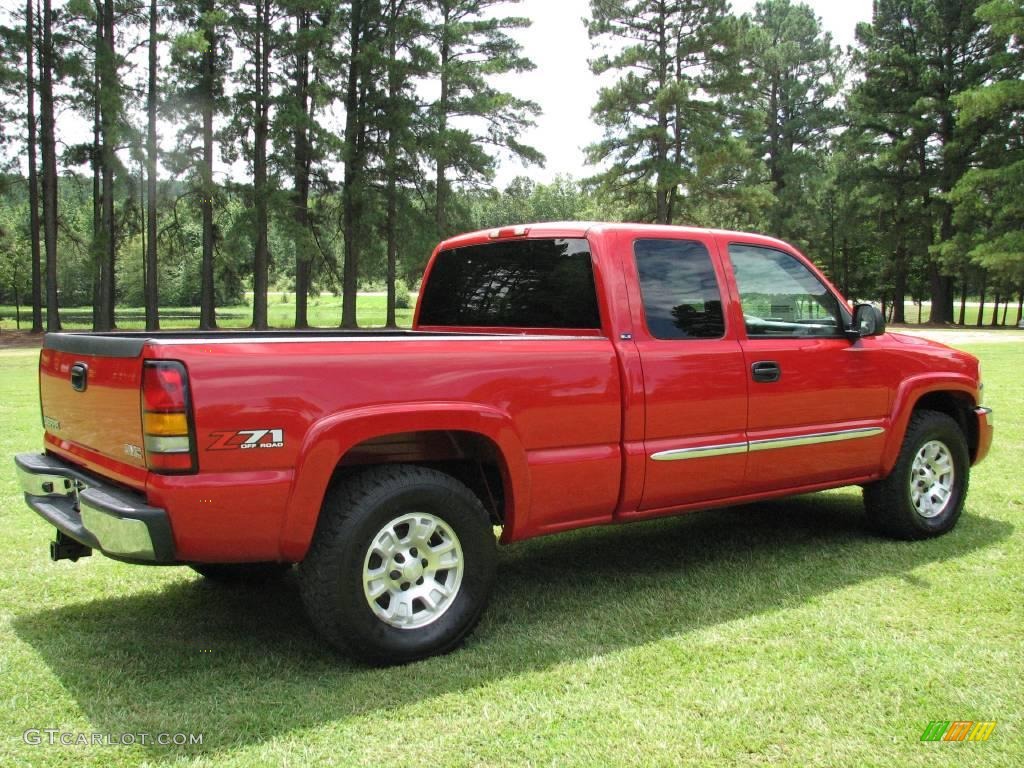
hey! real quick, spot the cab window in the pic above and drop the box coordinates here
[634,239,725,339]
[728,244,843,337]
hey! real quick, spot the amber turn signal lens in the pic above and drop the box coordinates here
[143,412,189,436]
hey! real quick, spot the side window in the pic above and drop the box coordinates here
[634,239,725,339]
[728,244,843,338]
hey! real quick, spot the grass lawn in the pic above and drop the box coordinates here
[0,341,1021,766]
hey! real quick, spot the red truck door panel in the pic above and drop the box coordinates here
[721,240,889,491]
[618,233,750,511]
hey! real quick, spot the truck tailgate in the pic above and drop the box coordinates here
[39,336,148,487]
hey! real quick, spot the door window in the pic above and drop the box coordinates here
[634,239,725,339]
[728,244,844,337]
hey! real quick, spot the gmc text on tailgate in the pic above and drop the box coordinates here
[15,223,994,664]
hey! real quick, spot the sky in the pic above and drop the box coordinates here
[492,0,875,187]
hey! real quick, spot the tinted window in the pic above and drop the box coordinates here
[728,244,843,337]
[418,238,600,329]
[634,239,725,339]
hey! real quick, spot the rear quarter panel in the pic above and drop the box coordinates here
[145,336,623,561]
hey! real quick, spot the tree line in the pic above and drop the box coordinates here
[0,0,1021,331]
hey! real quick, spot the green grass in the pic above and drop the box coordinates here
[1,342,1022,766]
[0,294,414,331]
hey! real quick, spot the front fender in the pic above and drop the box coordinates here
[881,374,979,475]
[278,402,530,561]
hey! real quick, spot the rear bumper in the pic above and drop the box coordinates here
[973,406,993,465]
[14,452,176,563]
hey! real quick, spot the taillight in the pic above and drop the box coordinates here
[141,361,196,473]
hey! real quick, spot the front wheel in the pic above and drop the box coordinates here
[297,465,496,665]
[863,409,970,539]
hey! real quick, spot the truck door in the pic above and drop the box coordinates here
[719,239,889,493]
[620,233,750,512]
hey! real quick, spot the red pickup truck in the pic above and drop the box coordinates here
[15,222,993,664]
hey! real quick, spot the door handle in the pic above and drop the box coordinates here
[751,360,780,383]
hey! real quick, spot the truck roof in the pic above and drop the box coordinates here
[437,222,797,253]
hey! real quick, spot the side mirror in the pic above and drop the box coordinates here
[847,304,886,340]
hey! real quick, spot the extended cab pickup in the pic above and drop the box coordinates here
[15,223,993,663]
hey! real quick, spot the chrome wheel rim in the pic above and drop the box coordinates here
[362,512,464,629]
[910,439,955,519]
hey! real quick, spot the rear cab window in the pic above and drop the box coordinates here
[417,238,601,331]
[633,238,726,340]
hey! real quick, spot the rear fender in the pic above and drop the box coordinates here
[278,403,529,561]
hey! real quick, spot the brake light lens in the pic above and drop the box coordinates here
[141,361,196,473]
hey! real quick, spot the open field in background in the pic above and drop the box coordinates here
[0,340,1021,766]
[892,300,1023,328]
[0,294,415,332]
[1,297,1021,332]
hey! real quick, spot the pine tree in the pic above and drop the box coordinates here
[167,0,229,329]
[429,0,542,239]
[738,0,842,250]
[585,0,736,224]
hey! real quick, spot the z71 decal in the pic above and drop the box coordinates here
[207,429,285,450]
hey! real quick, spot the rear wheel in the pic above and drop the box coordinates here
[297,465,496,665]
[863,409,970,539]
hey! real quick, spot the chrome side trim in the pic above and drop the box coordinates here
[747,427,884,453]
[649,427,885,461]
[651,442,748,461]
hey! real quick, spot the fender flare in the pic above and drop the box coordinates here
[278,402,530,561]
[881,374,978,475]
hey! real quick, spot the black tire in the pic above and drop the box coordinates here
[863,409,970,540]
[190,562,292,583]
[297,465,496,665]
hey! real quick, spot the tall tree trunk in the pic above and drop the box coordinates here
[989,294,1000,327]
[927,264,955,325]
[292,10,311,330]
[340,0,364,329]
[27,0,43,333]
[958,271,967,326]
[144,0,159,329]
[384,1,401,328]
[91,3,101,328]
[976,274,986,328]
[199,0,216,330]
[434,4,450,241]
[891,244,907,324]
[96,0,117,331]
[251,0,271,331]
[654,11,669,225]
[1016,286,1023,327]
[40,0,60,330]
[1001,297,1009,326]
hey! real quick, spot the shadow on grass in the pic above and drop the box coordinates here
[13,491,1011,757]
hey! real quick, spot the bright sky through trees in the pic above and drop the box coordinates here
[493,0,873,186]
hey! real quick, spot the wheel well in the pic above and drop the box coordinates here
[334,430,507,525]
[913,391,978,461]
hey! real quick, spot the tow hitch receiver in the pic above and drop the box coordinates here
[50,531,92,562]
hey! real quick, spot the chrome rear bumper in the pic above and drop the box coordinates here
[14,453,175,563]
